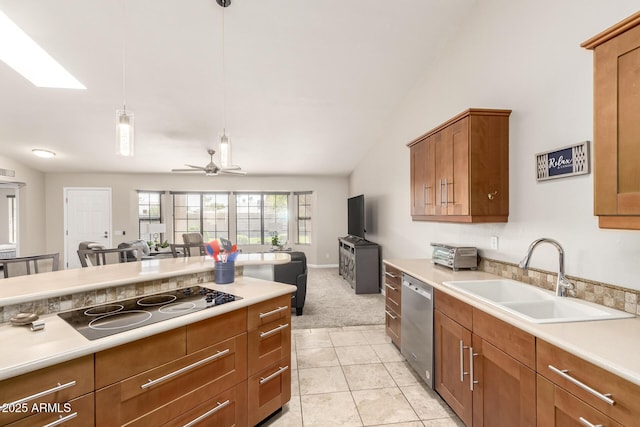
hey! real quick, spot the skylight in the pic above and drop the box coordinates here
[0,9,86,89]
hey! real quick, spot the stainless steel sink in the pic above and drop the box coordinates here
[443,279,634,324]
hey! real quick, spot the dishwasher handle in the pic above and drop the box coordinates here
[402,279,433,300]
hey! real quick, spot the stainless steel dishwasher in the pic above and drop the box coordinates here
[401,273,434,389]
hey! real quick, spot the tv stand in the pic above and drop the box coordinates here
[338,236,380,294]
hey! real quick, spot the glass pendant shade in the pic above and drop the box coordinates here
[220,131,230,168]
[116,109,134,156]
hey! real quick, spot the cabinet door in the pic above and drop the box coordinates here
[410,136,436,217]
[471,335,536,427]
[434,130,452,216]
[434,310,472,426]
[448,117,470,216]
[537,375,622,427]
[590,19,640,227]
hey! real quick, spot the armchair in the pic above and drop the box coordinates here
[273,251,307,316]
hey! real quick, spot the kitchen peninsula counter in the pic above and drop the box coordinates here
[0,252,290,306]
[385,258,640,387]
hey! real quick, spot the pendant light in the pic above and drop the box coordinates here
[116,0,134,157]
[218,0,231,168]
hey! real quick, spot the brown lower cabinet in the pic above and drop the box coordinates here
[0,295,292,427]
[434,289,536,427]
[383,263,402,348]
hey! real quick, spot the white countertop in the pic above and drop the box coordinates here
[385,258,640,387]
[0,275,296,381]
[0,252,290,307]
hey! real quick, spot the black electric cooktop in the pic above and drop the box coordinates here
[58,286,241,340]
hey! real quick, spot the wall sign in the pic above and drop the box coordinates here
[536,141,590,181]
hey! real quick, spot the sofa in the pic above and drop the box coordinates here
[273,251,308,316]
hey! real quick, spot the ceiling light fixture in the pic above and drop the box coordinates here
[32,149,56,158]
[116,0,134,157]
[0,10,86,89]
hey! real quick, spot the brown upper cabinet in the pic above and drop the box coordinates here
[582,11,640,230]
[408,108,511,223]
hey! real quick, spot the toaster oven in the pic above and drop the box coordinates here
[430,243,478,271]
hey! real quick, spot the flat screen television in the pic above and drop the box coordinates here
[347,194,365,239]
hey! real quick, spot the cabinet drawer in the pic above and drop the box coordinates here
[385,305,401,348]
[6,392,95,427]
[434,289,472,330]
[96,334,247,426]
[95,327,186,388]
[383,264,402,287]
[0,355,94,426]
[248,358,291,426]
[162,383,248,427]
[537,374,622,427]
[187,307,247,353]
[473,308,535,369]
[248,294,291,330]
[248,317,291,375]
[537,340,640,426]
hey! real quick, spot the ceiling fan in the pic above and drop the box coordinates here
[171,149,247,176]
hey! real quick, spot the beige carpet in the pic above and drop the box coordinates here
[291,267,385,330]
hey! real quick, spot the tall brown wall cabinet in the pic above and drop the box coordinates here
[582,11,640,230]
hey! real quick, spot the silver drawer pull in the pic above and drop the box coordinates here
[141,349,230,390]
[42,412,78,427]
[384,271,398,278]
[260,323,289,339]
[385,310,397,320]
[259,306,289,319]
[548,365,615,406]
[469,347,478,391]
[384,283,397,291]
[182,400,231,427]
[259,366,289,385]
[579,417,603,427]
[8,381,76,406]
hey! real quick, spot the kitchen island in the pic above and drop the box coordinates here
[0,254,296,426]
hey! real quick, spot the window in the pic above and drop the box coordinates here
[296,192,312,244]
[173,193,229,242]
[236,193,288,245]
[7,195,16,244]
[138,191,162,240]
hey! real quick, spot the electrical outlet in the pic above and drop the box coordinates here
[490,236,499,250]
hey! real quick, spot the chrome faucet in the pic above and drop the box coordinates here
[519,238,573,297]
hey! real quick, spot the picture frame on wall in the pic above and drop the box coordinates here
[536,141,590,181]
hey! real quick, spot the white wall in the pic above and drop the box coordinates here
[350,0,640,290]
[0,189,13,243]
[44,173,348,267]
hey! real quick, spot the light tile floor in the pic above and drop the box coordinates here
[262,325,465,427]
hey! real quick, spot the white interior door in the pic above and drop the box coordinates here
[64,188,112,269]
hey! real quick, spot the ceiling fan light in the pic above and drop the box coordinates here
[116,109,134,156]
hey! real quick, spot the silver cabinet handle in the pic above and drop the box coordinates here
[141,349,230,390]
[385,310,397,320]
[8,381,76,406]
[579,417,603,427]
[444,178,449,207]
[384,283,397,291]
[439,179,443,206]
[182,400,231,427]
[469,347,478,391]
[259,305,289,319]
[260,366,289,385]
[384,271,398,278]
[42,412,78,427]
[459,340,469,382]
[260,323,289,339]
[548,365,615,406]
[423,184,428,206]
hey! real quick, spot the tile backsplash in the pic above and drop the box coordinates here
[480,258,640,315]
[0,270,216,323]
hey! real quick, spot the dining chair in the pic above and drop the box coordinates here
[170,243,205,258]
[1,253,60,278]
[77,247,142,267]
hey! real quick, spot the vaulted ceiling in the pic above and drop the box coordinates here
[0,0,474,176]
